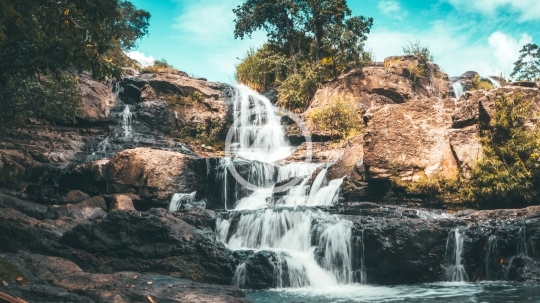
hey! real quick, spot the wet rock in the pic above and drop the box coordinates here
[60,208,236,284]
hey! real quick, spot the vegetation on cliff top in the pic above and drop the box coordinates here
[308,94,364,140]
[233,0,373,112]
[0,0,150,126]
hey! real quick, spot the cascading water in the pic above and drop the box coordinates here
[122,105,133,138]
[481,235,500,281]
[215,85,356,289]
[452,82,464,99]
[168,191,197,212]
[444,228,469,282]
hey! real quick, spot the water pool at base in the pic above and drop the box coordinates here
[247,282,540,303]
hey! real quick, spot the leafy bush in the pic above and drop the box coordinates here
[463,93,540,207]
[307,94,364,140]
[235,45,290,92]
[141,59,180,74]
[0,73,81,125]
[164,91,204,106]
[170,118,230,150]
[402,40,434,63]
[471,74,494,91]
[277,65,320,112]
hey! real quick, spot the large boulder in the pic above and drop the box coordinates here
[104,148,206,204]
[363,98,461,181]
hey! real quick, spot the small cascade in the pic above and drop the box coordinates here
[452,82,464,99]
[307,168,328,203]
[168,191,197,212]
[444,228,469,282]
[122,105,133,138]
[484,76,501,88]
[277,163,319,182]
[307,178,344,206]
[482,235,500,281]
[517,225,528,256]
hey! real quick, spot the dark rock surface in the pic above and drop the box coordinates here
[0,252,250,303]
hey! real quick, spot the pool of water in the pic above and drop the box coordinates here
[247,282,540,303]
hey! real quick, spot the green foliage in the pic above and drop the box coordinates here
[233,0,373,104]
[164,91,204,107]
[0,73,81,125]
[235,45,290,92]
[170,118,231,150]
[307,94,364,140]
[277,65,320,111]
[511,43,540,81]
[471,74,494,91]
[141,59,180,74]
[0,0,150,126]
[402,40,434,63]
[392,175,461,204]
[464,93,540,207]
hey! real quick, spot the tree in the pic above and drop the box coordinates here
[511,43,540,81]
[233,0,373,103]
[0,0,150,125]
[304,0,349,63]
[233,0,305,59]
[322,15,373,77]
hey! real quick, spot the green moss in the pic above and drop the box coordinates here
[471,74,494,91]
[0,259,24,281]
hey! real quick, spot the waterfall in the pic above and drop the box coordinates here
[168,191,197,212]
[444,228,469,282]
[216,86,353,289]
[229,84,292,163]
[122,105,133,138]
[452,82,464,99]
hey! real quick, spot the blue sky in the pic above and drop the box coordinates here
[128,0,540,83]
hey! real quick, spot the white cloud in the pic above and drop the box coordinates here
[171,0,266,82]
[488,31,532,75]
[378,0,406,20]
[126,51,155,67]
[446,0,540,21]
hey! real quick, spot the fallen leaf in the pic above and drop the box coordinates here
[146,281,153,285]
[147,295,156,303]
[1,281,7,287]
[133,275,139,280]
[16,277,23,282]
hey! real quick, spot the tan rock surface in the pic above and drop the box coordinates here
[110,194,135,211]
[105,148,198,199]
